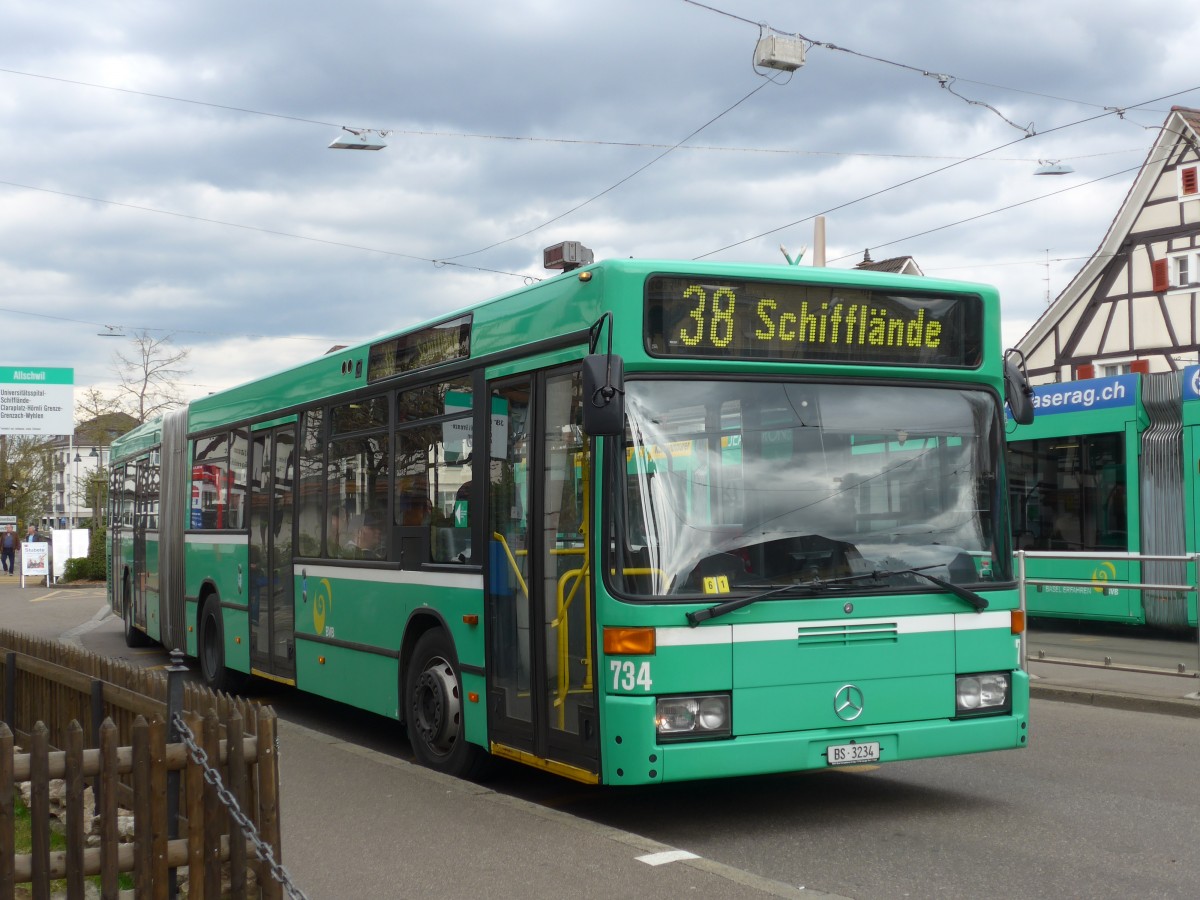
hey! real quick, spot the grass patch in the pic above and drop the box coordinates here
[12,788,134,895]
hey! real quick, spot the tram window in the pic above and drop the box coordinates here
[1008,433,1125,551]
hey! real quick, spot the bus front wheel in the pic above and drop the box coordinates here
[404,629,489,780]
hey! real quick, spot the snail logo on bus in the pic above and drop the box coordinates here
[644,276,982,368]
[1091,561,1119,596]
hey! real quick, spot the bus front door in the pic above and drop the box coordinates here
[486,367,600,781]
[249,425,297,683]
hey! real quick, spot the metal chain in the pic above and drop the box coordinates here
[172,713,309,900]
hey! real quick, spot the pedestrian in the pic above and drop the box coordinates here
[1,525,15,574]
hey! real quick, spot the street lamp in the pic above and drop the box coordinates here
[74,452,82,528]
[328,127,388,150]
[90,431,118,528]
[1035,160,1074,175]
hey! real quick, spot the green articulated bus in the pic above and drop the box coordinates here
[1007,369,1200,629]
[108,246,1031,785]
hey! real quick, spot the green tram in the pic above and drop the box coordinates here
[108,248,1031,784]
[1007,370,1199,629]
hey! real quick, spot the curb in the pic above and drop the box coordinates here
[1030,683,1200,719]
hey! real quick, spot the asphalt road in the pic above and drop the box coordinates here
[12,584,1200,899]
[504,700,1199,898]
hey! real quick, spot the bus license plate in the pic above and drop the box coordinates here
[827,741,880,766]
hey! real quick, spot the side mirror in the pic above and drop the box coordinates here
[581,354,625,436]
[1004,350,1035,425]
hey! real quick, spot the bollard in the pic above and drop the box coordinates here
[165,648,189,900]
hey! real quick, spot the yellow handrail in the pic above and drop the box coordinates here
[554,563,587,728]
[491,532,530,600]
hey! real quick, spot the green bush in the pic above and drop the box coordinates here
[61,528,108,582]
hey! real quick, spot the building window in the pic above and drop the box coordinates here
[1169,250,1199,290]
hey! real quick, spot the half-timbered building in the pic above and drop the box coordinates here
[1017,106,1200,382]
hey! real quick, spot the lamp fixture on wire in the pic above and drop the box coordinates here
[329,127,388,150]
[1035,159,1074,175]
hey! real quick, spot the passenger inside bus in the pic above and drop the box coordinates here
[346,508,387,560]
[397,477,433,526]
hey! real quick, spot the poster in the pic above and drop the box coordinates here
[21,542,49,584]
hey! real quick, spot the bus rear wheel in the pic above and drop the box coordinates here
[199,601,246,694]
[405,629,489,780]
[122,574,151,648]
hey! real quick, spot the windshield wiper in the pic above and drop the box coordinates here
[686,577,855,627]
[685,564,987,627]
[882,566,988,612]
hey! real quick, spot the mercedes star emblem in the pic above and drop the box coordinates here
[833,684,865,721]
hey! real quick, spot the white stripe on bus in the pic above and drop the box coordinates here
[295,564,483,590]
[656,610,1010,647]
[184,533,247,545]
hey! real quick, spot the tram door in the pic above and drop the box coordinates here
[486,366,599,779]
[249,425,297,681]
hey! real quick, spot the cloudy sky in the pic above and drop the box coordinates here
[3,0,1199,411]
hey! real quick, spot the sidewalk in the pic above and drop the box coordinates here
[5,575,1198,898]
[1027,657,1200,717]
[276,721,837,899]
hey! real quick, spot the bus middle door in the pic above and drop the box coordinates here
[249,424,297,683]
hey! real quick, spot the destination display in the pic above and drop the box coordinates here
[644,276,982,368]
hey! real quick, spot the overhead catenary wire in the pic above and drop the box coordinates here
[0,92,1184,303]
[4,66,1134,164]
[694,84,1200,260]
[2,65,1195,289]
[680,0,1111,134]
[433,74,784,261]
[0,177,534,281]
[827,162,1150,264]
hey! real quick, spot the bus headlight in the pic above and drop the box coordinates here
[955,672,1011,716]
[656,694,731,741]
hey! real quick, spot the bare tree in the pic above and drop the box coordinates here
[75,386,119,422]
[112,331,192,423]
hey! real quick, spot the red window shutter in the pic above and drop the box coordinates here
[1130,359,1150,374]
[1075,364,1095,380]
[1183,166,1199,196]
[1152,258,1169,292]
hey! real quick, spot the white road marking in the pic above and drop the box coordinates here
[636,849,700,866]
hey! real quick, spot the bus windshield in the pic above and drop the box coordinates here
[608,379,1008,599]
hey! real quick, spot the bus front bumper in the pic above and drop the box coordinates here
[601,675,1029,785]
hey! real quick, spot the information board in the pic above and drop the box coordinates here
[0,367,75,435]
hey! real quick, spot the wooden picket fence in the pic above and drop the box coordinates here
[0,629,286,899]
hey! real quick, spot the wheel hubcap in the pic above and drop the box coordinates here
[412,657,461,756]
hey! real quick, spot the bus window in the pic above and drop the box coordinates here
[191,432,229,529]
[296,410,325,556]
[227,429,249,530]
[327,434,390,560]
[396,378,474,565]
